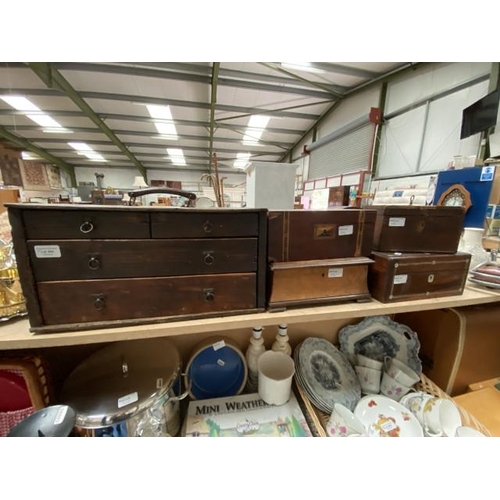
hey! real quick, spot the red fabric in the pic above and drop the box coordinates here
[0,406,34,436]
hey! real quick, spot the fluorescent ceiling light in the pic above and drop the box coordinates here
[0,95,41,111]
[68,142,107,162]
[233,152,251,169]
[1,95,70,132]
[146,104,173,120]
[26,114,62,128]
[242,115,271,145]
[43,128,73,134]
[280,62,324,74]
[166,148,186,165]
[146,104,179,139]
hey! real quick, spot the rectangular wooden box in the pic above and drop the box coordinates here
[371,206,465,253]
[7,204,268,333]
[368,251,471,303]
[267,257,372,310]
[267,209,376,262]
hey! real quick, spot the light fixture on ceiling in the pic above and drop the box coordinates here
[166,148,186,166]
[233,152,251,169]
[0,95,72,133]
[21,151,38,161]
[146,104,179,140]
[68,142,107,162]
[242,115,271,145]
[280,62,324,74]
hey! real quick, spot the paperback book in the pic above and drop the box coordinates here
[183,392,313,437]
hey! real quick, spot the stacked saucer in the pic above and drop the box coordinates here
[294,338,361,413]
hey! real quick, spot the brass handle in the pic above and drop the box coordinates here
[94,295,106,310]
[88,257,101,270]
[203,252,215,266]
[80,221,94,234]
[202,221,213,233]
[204,288,214,302]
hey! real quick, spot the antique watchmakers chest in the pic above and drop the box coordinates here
[7,204,268,333]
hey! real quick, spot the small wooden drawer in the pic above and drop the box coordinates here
[151,211,259,238]
[28,238,258,281]
[21,209,150,239]
[37,273,257,325]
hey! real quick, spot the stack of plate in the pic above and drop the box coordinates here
[294,338,361,413]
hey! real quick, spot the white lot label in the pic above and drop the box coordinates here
[328,268,343,278]
[212,340,225,351]
[388,217,406,227]
[393,274,408,284]
[34,245,61,258]
[117,392,139,408]
[338,225,354,236]
[53,406,68,425]
[380,420,397,433]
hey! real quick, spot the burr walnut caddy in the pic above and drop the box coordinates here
[7,204,268,333]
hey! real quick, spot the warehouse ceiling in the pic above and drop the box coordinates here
[0,62,416,183]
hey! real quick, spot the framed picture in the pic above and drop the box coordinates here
[19,160,51,191]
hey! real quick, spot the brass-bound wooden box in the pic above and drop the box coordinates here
[368,251,471,303]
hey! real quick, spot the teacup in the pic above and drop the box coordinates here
[357,354,383,371]
[422,397,462,437]
[355,365,381,394]
[455,426,486,437]
[380,371,413,401]
[399,391,433,425]
[384,357,420,387]
[327,403,367,437]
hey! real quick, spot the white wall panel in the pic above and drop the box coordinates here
[377,106,427,178]
[317,85,381,137]
[385,62,491,114]
[419,80,488,172]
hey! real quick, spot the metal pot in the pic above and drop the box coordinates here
[61,338,188,437]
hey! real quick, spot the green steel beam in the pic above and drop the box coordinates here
[259,62,344,99]
[0,125,77,187]
[27,62,148,181]
[208,62,220,173]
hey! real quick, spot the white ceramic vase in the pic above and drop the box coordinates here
[458,227,489,272]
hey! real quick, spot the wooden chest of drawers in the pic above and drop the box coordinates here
[7,204,268,333]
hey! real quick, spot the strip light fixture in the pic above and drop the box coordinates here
[242,115,271,145]
[166,148,186,165]
[68,142,107,162]
[0,95,72,133]
[280,62,325,74]
[146,104,178,140]
[233,152,251,169]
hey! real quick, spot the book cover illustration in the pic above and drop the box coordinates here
[184,392,312,437]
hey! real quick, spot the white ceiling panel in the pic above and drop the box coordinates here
[0,61,414,177]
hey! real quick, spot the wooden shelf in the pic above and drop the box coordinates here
[0,284,499,351]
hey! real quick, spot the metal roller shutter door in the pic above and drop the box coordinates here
[308,121,375,180]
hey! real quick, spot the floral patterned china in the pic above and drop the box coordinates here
[354,394,423,437]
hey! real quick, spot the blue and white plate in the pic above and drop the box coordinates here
[296,338,361,413]
[186,338,247,400]
[339,315,422,374]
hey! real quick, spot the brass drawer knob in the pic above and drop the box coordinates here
[202,221,213,233]
[203,252,215,266]
[88,257,101,270]
[94,295,106,310]
[80,221,94,234]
